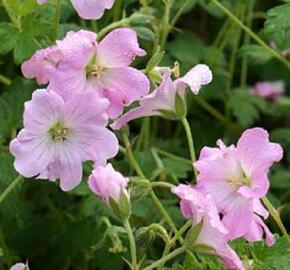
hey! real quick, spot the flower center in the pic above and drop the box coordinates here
[90,64,105,77]
[86,56,105,78]
[227,175,251,187]
[50,122,69,141]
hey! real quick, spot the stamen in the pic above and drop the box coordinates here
[50,122,69,141]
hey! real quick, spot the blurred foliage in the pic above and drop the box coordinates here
[0,0,290,269]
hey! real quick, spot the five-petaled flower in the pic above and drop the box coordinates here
[10,89,118,191]
[22,28,150,119]
[194,128,283,244]
[112,64,212,129]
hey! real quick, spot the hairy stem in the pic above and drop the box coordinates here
[122,132,183,245]
[143,246,186,270]
[0,74,11,86]
[123,220,138,270]
[181,117,197,178]
[52,0,61,41]
[210,0,290,70]
[0,175,23,204]
[262,197,290,249]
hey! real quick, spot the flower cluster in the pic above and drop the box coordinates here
[11,27,150,191]
[37,0,115,20]
[172,127,283,269]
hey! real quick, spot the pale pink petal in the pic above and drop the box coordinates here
[197,223,245,270]
[47,68,87,101]
[97,28,146,67]
[90,127,119,164]
[88,163,128,206]
[64,91,109,127]
[251,81,285,99]
[21,46,62,85]
[253,198,269,218]
[71,0,115,20]
[56,30,96,69]
[37,0,48,4]
[100,66,150,118]
[237,128,283,197]
[174,64,213,94]
[111,73,176,129]
[222,197,253,239]
[10,129,54,178]
[9,263,27,270]
[23,89,64,133]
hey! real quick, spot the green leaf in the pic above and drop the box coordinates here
[13,32,39,64]
[146,47,165,72]
[238,45,273,65]
[0,22,19,54]
[229,88,266,127]
[7,0,41,16]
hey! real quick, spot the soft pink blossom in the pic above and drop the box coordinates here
[10,263,27,270]
[88,163,129,206]
[37,0,115,20]
[194,128,282,243]
[172,184,245,270]
[10,89,118,191]
[250,81,285,100]
[22,29,149,119]
[111,64,212,129]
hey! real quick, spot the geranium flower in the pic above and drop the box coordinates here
[22,29,149,118]
[10,89,118,191]
[194,128,283,243]
[10,263,28,270]
[250,81,285,100]
[37,0,115,20]
[172,184,245,270]
[88,163,129,206]
[112,64,212,129]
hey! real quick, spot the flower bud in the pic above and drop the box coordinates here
[88,163,131,221]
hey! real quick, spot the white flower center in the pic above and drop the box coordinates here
[227,175,252,187]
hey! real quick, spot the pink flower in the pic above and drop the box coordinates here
[172,184,245,270]
[10,89,118,191]
[10,263,28,270]
[88,163,129,206]
[37,0,115,20]
[22,29,149,119]
[194,128,283,243]
[111,64,212,129]
[250,81,285,100]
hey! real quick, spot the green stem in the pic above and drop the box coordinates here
[143,246,186,270]
[123,220,138,270]
[262,197,290,249]
[1,0,21,29]
[240,0,255,88]
[122,132,145,178]
[121,132,183,245]
[160,0,172,49]
[97,18,130,40]
[193,96,240,133]
[0,74,11,86]
[151,182,174,189]
[0,175,23,204]
[181,117,197,177]
[171,0,192,28]
[52,0,61,41]
[153,148,192,165]
[210,0,290,70]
